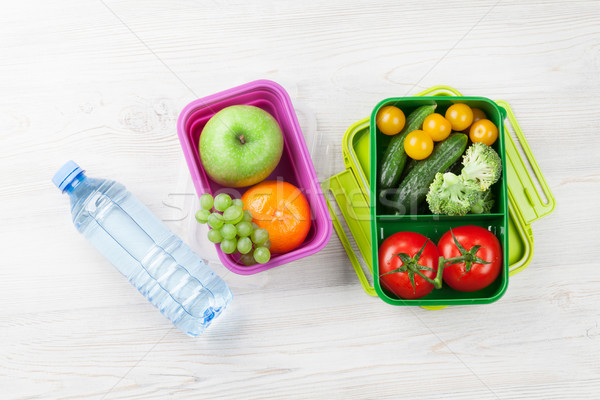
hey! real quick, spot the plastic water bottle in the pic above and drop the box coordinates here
[52,161,233,336]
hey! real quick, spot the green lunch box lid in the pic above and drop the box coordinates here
[322,85,556,299]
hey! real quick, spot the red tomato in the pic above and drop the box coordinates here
[438,226,502,292]
[379,232,440,299]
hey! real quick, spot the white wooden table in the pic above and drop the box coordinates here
[2,1,599,398]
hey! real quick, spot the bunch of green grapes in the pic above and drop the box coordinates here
[195,193,271,265]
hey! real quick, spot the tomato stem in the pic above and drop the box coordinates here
[390,232,494,293]
[408,230,493,291]
[408,256,465,289]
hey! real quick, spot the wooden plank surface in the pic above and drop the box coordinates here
[1,0,599,398]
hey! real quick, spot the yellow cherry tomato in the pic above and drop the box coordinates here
[422,113,452,142]
[376,106,406,136]
[445,103,473,131]
[469,119,499,145]
[471,108,487,124]
[404,130,434,160]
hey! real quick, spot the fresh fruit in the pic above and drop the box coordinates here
[235,221,253,237]
[251,228,269,246]
[383,133,468,215]
[242,210,253,222]
[242,180,311,254]
[445,103,473,131]
[196,195,276,265]
[232,199,244,208]
[253,247,271,264]
[220,238,237,254]
[469,119,499,146]
[195,209,211,224]
[379,104,437,189]
[199,193,214,210]
[438,226,502,292]
[237,237,253,254]
[199,105,284,187]
[376,106,406,136]
[379,232,440,299]
[240,253,257,266]
[422,113,452,142]
[223,205,243,224]
[207,212,224,229]
[471,108,487,124]
[404,130,434,160]
[214,193,232,212]
[377,227,503,297]
[220,223,237,240]
[207,229,223,243]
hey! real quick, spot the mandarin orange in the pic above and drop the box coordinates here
[241,180,311,254]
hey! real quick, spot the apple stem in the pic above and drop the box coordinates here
[238,135,246,145]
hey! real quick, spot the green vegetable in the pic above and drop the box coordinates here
[461,142,502,191]
[399,158,418,182]
[399,155,460,190]
[379,104,436,189]
[426,143,500,216]
[426,172,480,216]
[470,189,495,214]
[446,158,463,176]
[384,133,468,215]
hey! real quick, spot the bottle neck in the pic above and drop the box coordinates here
[64,172,106,216]
[64,172,87,194]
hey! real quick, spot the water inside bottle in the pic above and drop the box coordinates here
[71,179,232,336]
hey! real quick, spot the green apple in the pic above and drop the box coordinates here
[199,105,284,187]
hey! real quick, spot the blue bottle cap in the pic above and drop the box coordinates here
[52,160,84,191]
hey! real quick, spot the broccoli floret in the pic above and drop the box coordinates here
[470,189,495,214]
[461,143,502,190]
[426,172,480,216]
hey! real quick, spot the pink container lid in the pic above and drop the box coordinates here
[177,80,332,274]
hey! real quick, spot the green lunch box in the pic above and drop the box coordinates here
[322,85,555,307]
